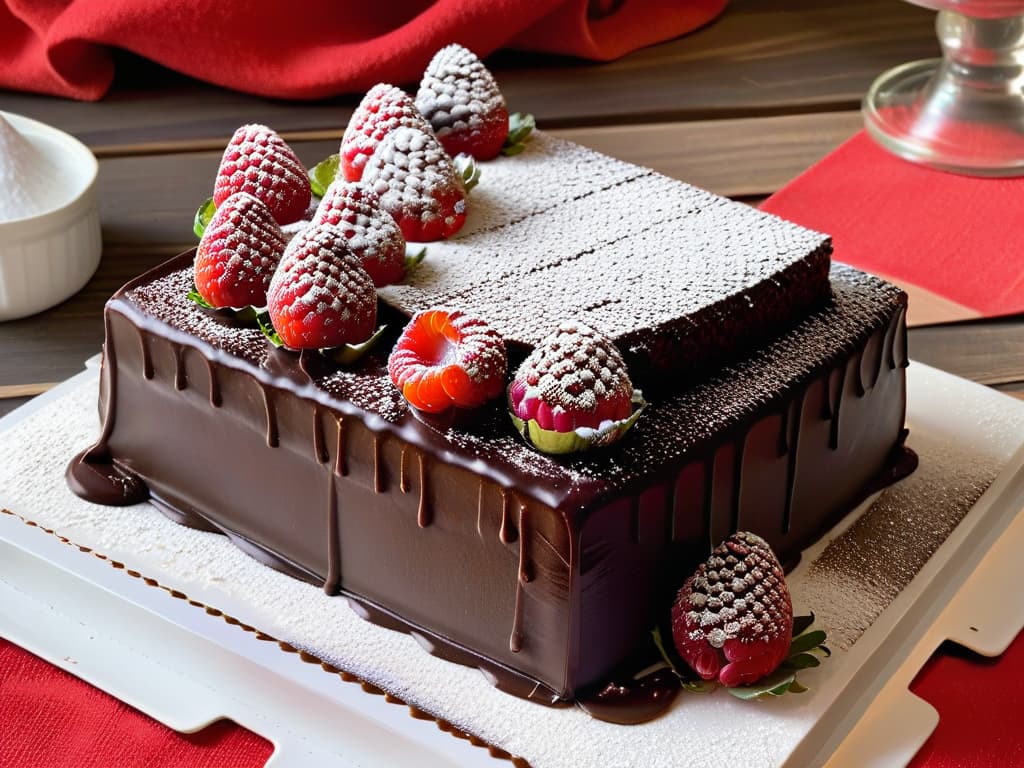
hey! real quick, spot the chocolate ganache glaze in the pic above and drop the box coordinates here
[68,251,911,721]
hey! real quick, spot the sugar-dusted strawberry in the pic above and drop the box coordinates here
[194,192,287,309]
[508,322,642,453]
[388,308,506,413]
[341,84,436,183]
[214,124,311,225]
[265,224,377,350]
[311,180,406,287]
[671,532,793,688]
[361,126,467,242]
[416,44,509,160]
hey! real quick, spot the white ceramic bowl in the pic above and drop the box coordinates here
[0,112,101,321]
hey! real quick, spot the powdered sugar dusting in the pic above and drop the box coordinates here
[415,43,507,153]
[341,84,435,180]
[312,181,406,286]
[361,126,466,239]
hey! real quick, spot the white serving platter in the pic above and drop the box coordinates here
[0,361,1022,768]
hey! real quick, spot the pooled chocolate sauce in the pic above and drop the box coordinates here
[577,668,682,724]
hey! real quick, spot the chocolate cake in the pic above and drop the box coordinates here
[68,133,910,715]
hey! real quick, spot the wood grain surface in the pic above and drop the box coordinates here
[0,0,1020,421]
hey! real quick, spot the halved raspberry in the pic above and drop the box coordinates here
[671,532,794,688]
[388,308,506,413]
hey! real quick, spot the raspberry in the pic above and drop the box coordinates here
[388,308,507,413]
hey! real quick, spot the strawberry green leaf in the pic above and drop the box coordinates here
[233,305,260,323]
[308,153,340,198]
[726,668,798,700]
[784,653,821,670]
[404,246,427,275]
[453,153,481,192]
[501,112,535,156]
[787,680,809,694]
[322,324,388,365]
[651,625,684,679]
[255,310,284,348]
[792,613,816,637]
[789,629,828,656]
[193,197,216,239]
[187,288,214,309]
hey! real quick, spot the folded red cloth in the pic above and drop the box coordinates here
[0,0,726,101]
[761,131,1024,319]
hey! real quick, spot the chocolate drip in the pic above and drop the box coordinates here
[854,348,868,397]
[173,345,187,390]
[702,457,715,552]
[205,359,221,407]
[629,498,641,544]
[777,403,790,456]
[335,416,348,476]
[67,320,148,506]
[261,386,278,448]
[477,480,486,539]
[139,329,154,380]
[324,470,340,595]
[830,363,847,451]
[372,434,384,493]
[509,501,531,653]
[731,433,746,533]
[894,308,909,369]
[782,390,805,534]
[500,489,517,544]
[312,407,328,464]
[577,667,681,724]
[417,451,431,528]
[400,447,410,493]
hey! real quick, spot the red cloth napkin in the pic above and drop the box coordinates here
[0,0,726,101]
[4,631,1024,766]
[761,131,1024,320]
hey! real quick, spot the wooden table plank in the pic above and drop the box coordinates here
[908,317,1024,387]
[0,0,934,153]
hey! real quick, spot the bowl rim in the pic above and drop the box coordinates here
[0,110,99,230]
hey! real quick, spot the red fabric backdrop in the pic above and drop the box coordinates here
[0,0,727,101]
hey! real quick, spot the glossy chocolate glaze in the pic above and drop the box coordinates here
[68,252,910,711]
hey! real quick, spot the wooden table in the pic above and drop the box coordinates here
[1,0,1022,418]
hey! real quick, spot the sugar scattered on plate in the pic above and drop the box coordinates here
[0,113,61,222]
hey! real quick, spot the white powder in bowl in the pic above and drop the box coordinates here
[0,113,62,222]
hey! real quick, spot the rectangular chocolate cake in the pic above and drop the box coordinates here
[69,133,908,708]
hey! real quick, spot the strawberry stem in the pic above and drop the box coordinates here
[501,113,535,156]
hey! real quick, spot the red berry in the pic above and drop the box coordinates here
[214,124,311,225]
[266,224,377,350]
[361,126,467,242]
[340,84,435,183]
[671,532,794,688]
[311,181,406,287]
[194,192,286,309]
[416,44,509,161]
[508,322,633,434]
[388,308,507,413]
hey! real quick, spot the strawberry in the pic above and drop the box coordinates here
[311,180,406,287]
[265,223,377,350]
[361,126,467,242]
[340,84,436,183]
[214,124,311,225]
[416,44,509,160]
[388,308,507,413]
[508,322,641,453]
[671,532,794,688]
[194,192,287,309]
